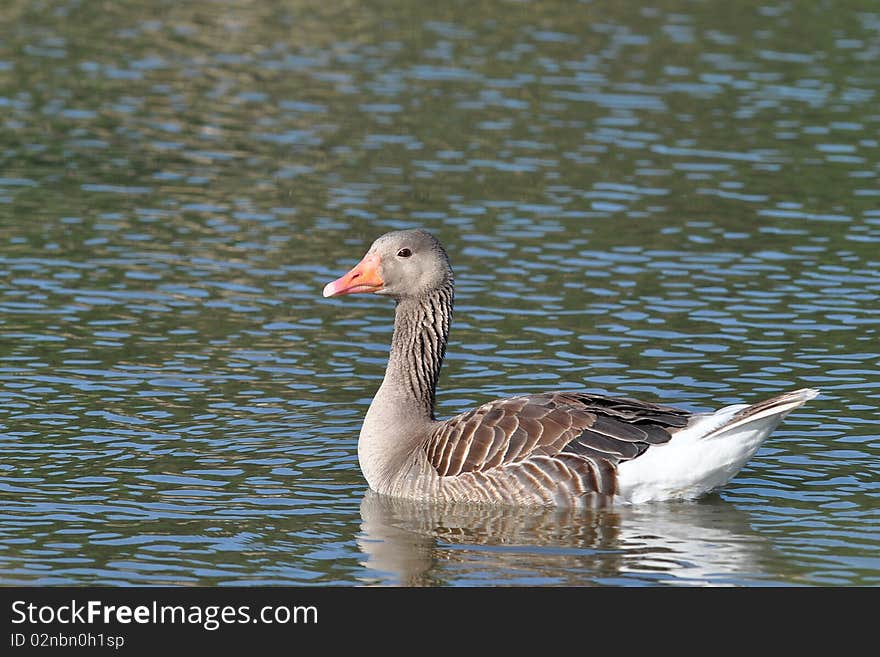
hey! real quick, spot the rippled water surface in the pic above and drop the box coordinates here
[1,0,878,586]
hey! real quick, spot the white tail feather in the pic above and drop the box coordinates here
[616,388,819,504]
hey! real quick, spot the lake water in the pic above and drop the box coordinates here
[1,0,878,586]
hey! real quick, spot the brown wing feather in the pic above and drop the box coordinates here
[425,391,692,491]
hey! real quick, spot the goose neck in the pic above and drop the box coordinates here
[382,285,453,420]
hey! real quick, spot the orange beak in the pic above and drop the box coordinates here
[323,253,385,297]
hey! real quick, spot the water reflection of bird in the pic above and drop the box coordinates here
[357,490,774,586]
[324,229,818,507]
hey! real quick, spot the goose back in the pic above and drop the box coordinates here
[424,392,691,497]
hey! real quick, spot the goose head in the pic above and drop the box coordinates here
[322,229,452,301]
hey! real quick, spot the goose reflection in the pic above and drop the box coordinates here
[357,490,774,586]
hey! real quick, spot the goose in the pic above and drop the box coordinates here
[323,229,818,507]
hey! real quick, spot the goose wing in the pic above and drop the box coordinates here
[424,392,691,493]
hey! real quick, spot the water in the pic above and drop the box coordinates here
[1,0,878,586]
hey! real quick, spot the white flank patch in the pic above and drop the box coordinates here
[616,389,819,504]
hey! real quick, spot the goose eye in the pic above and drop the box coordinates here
[397,248,412,258]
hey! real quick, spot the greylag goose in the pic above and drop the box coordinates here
[323,229,818,507]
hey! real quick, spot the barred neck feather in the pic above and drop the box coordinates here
[386,282,453,419]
